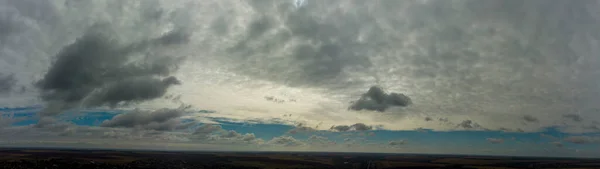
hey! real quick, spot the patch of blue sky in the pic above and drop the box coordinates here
[67,111,121,126]
[0,105,43,111]
[9,112,36,118]
[12,119,38,126]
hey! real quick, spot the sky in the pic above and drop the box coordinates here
[1,0,600,158]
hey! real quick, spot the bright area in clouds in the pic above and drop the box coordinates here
[2,0,600,157]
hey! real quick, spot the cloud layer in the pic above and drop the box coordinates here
[2,0,600,134]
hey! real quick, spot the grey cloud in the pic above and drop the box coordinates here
[523,115,538,123]
[388,140,406,146]
[349,86,411,112]
[35,24,188,115]
[540,134,558,140]
[498,127,525,133]
[208,130,263,144]
[331,125,350,132]
[584,125,600,131]
[307,135,333,146]
[415,127,428,132]
[242,133,257,142]
[86,76,181,107]
[0,73,16,94]
[288,124,316,134]
[267,136,305,147]
[95,127,188,141]
[551,141,563,147]
[457,120,482,129]
[100,108,187,131]
[350,123,372,131]
[564,136,600,144]
[308,135,327,141]
[3,118,189,142]
[486,138,504,144]
[34,117,59,128]
[424,117,433,121]
[563,114,583,122]
[208,0,600,130]
[33,117,74,134]
[223,1,374,88]
[192,124,223,139]
[0,113,15,128]
[102,129,137,139]
[3,0,58,24]
[330,123,373,132]
[264,96,285,103]
[194,131,266,144]
[222,130,243,138]
[5,0,600,134]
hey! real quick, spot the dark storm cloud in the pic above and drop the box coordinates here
[100,108,187,131]
[523,115,538,123]
[0,73,16,94]
[86,76,181,107]
[36,24,188,114]
[349,86,411,112]
[563,114,583,122]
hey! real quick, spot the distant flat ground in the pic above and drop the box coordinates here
[0,148,599,169]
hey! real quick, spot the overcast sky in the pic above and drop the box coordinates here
[1,0,600,157]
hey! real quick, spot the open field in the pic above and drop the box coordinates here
[0,148,599,169]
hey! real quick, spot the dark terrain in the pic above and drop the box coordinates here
[0,148,599,169]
